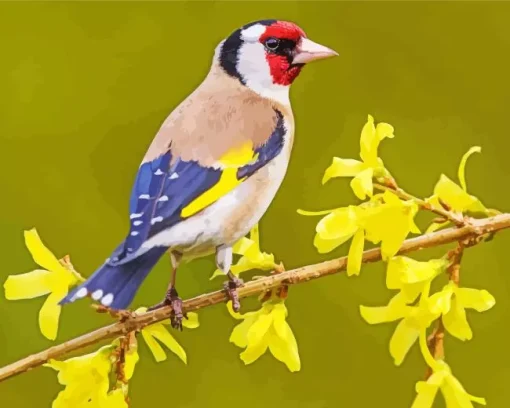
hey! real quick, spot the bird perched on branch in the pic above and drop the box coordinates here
[60,19,337,328]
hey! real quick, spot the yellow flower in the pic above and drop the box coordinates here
[362,191,421,260]
[45,345,121,408]
[360,292,437,366]
[300,191,419,276]
[411,361,486,408]
[323,114,394,200]
[427,282,495,341]
[210,224,277,279]
[3,229,84,340]
[227,300,300,372]
[136,307,199,364]
[386,256,448,303]
[427,147,487,230]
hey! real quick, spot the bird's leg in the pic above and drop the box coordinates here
[148,250,185,330]
[216,245,244,312]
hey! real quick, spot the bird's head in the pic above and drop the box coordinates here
[216,20,338,103]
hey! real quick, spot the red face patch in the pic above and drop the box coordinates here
[259,21,306,86]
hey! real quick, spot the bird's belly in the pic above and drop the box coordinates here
[142,148,291,259]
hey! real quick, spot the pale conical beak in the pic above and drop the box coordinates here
[292,38,338,64]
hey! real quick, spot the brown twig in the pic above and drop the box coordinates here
[0,213,509,383]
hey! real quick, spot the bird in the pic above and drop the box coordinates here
[60,19,338,328]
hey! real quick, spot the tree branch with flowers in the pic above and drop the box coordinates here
[1,115,508,408]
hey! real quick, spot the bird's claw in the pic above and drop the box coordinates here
[223,275,244,312]
[169,296,185,331]
[147,287,186,330]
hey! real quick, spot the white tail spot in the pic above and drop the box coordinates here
[131,231,139,236]
[154,169,164,175]
[92,290,103,300]
[139,194,150,199]
[169,172,179,180]
[158,195,169,202]
[101,293,114,306]
[133,220,143,226]
[76,287,88,299]
[130,213,143,219]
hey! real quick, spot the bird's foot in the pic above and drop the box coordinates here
[148,287,186,330]
[223,274,244,312]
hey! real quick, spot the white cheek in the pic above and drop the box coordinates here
[237,43,290,106]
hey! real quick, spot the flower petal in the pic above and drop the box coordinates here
[240,335,269,365]
[389,318,420,366]
[24,229,64,272]
[316,206,359,240]
[347,229,365,276]
[141,329,167,363]
[411,381,440,408]
[232,237,255,256]
[230,315,259,348]
[428,284,454,315]
[182,312,200,329]
[149,324,187,364]
[322,158,366,184]
[39,287,66,341]
[359,114,377,165]
[268,327,301,372]
[433,174,477,212]
[350,168,374,200]
[456,288,495,312]
[4,269,53,300]
[458,146,481,192]
[247,313,273,346]
[442,297,472,341]
[440,373,479,408]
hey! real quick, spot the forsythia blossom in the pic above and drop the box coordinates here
[360,257,448,365]
[426,146,488,233]
[411,361,486,407]
[428,281,495,341]
[322,114,394,200]
[211,224,276,279]
[45,345,129,408]
[136,307,199,364]
[3,229,84,340]
[300,191,419,276]
[227,300,300,372]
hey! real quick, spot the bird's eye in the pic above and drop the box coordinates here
[264,38,280,51]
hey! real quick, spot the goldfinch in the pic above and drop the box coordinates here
[60,19,337,327]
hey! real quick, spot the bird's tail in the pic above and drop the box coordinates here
[60,246,167,310]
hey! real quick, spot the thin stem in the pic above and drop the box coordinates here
[0,213,509,383]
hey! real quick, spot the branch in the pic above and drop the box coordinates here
[1,213,509,383]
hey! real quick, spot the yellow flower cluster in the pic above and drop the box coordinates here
[227,300,300,372]
[46,309,199,407]
[300,190,420,276]
[45,345,134,408]
[360,255,494,406]
[302,114,496,407]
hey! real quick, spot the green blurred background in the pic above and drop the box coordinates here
[1,1,509,407]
